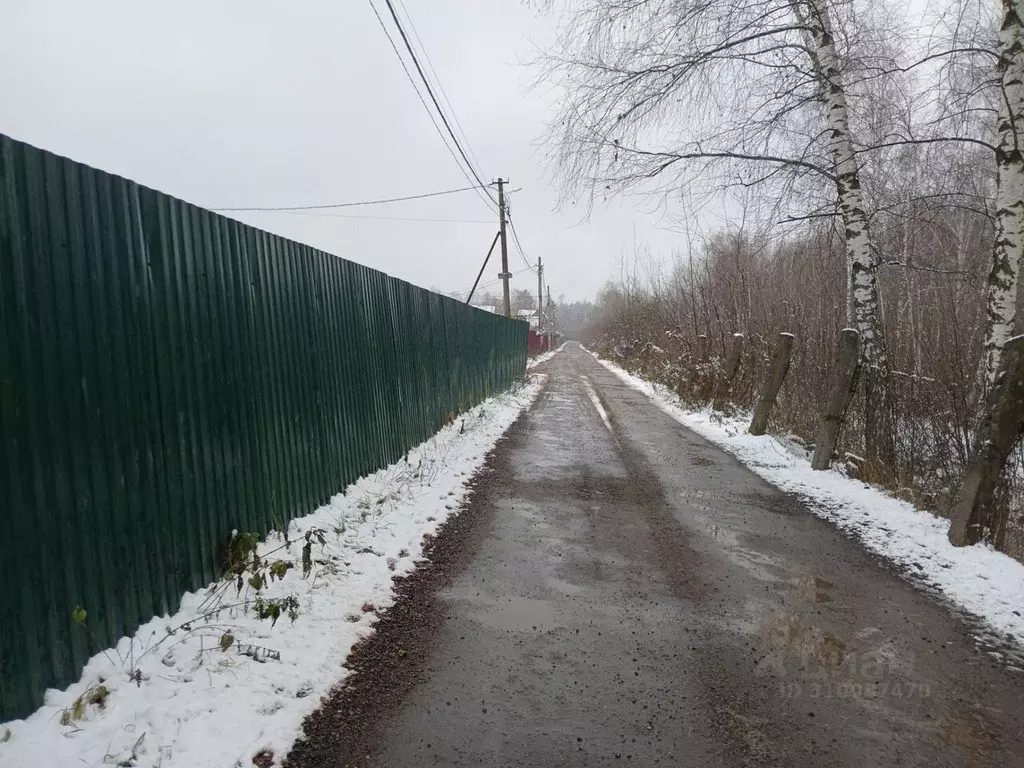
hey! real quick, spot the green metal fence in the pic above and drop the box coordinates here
[0,134,527,721]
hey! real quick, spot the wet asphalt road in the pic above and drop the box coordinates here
[346,345,1024,767]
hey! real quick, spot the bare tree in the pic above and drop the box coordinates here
[540,0,898,461]
[511,288,536,312]
[476,291,502,308]
[553,0,1024,555]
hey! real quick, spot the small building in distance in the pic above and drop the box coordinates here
[515,308,541,329]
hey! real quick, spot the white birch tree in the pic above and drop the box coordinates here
[793,0,892,462]
[539,0,895,460]
[982,0,1024,392]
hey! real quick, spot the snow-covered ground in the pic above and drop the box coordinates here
[0,376,544,768]
[526,342,566,370]
[593,352,1024,658]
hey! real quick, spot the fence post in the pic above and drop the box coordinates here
[712,333,745,412]
[948,335,1024,546]
[811,329,860,470]
[749,333,795,436]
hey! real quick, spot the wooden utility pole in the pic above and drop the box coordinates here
[497,178,511,317]
[537,257,544,322]
[537,256,544,346]
[546,285,555,350]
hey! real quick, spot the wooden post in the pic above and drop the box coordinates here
[811,329,860,470]
[712,333,745,412]
[749,333,795,436]
[497,178,511,317]
[948,335,1024,546]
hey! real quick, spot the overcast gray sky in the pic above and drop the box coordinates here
[0,0,692,302]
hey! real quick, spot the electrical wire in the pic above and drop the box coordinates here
[365,0,496,215]
[210,184,487,213]
[507,215,538,273]
[380,0,498,210]
[394,0,486,178]
[459,266,533,299]
[272,211,493,223]
[504,192,538,273]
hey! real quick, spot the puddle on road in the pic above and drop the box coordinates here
[545,575,584,596]
[801,575,835,603]
[467,597,560,633]
[716,605,848,674]
[761,610,847,669]
[944,713,1002,768]
[721,547,787,584]
[684,504,742,549]
[679,501,798,585]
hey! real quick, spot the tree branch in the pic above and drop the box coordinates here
[616,144,836,182]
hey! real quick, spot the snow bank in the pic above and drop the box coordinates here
[0,376,544,768]
[592,353,1024,654]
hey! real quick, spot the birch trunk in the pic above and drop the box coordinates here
[793,0,892,465]
[981,0,1024,397]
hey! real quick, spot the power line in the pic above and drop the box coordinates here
[365,0,494,214]
[366,0,496,215]
[394,0,486,178]
[380,0,498,209]
[463,275,506,297]
[507,215,538,273]
[460,266,532,299]
[505,192,538,272]
[272,211,493,224]
[210,184,486,213]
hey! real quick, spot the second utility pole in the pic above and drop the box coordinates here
[537,256,546,350]
[497,178,511,317]
[536,256,544,341]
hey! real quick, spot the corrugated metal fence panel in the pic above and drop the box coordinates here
[0,134,528,721]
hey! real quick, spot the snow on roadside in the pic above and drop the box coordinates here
[0,376,544,768]
[526,342,567,370]
[591,352,1024,654]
